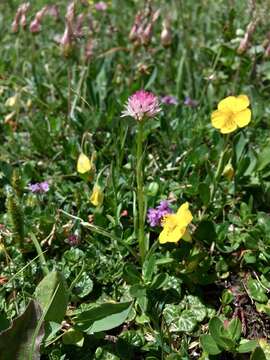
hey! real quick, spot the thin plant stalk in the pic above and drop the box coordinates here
[210,135,230,203]
[30,234,49,276]
[136,121,147,262]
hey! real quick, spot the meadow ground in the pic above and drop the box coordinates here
[1,1,270,359]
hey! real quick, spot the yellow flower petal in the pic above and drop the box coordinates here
[220,118,237,134]
[159,203,193,244]
[77,153,91,174]
[233,108,251,128]
[211,110,229,129]
[159,223,186,244]
[176,202,193,226]
[90,185,104,207]
[218,95,249,112]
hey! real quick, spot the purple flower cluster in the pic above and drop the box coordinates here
[161,95,178,106]
[184,96,198,108]
[28,181,50,194]
[66,234,80,247]
[147,200,172,227]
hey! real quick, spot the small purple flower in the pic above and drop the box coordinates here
[161,95,178,106]
[184,96,198,108]
[66,234,80,247]
[28,181,50,194]
[147,200,172,227]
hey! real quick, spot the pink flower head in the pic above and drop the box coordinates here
[121,90,161,121]
[95,2,108,11]
[29,18,41,33]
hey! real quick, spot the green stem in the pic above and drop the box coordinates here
[136,121,147,262]
[30,234,49,276]
[210,136,230,203]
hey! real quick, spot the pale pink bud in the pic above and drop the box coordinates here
[95,2,108,11]
[129,24,139,42]
[74,13,84,38]
[46,5,60,20]
[85,38,94,61]
[66,2,75,24]
[161,26,172,47]
[29,18,41,33]
[60,24,74,57]
[237,33,250,54]
[141,23,152,46]
[151,9,160,23]
[11,20,20,33]
[20,14,27,29]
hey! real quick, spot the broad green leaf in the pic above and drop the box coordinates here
[123,263,141,285]
[62,328,84,347]
[34,271,69,323]
[0,312,10,332]
[227,318,242,341]
[176,310,198,332]
[259,339,270,360]
[198,183,210,206]
[142,254,156,283]
[0,300,44,360]
[256,301,270,316]
[250,347,267,360]
[44,322,62,347]
[74,302,132,334]
[194,220,216,245]
[150,273,169,290]
[221,290,234,305]
[237,339,258,353]
[200,335,222,355]
[185,295,207,322]
[257,147,270,171]
[209,317,234,350]
[247,278,268,303]
[73,274,93,298]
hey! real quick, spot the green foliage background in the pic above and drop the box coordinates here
[1,0,270,359]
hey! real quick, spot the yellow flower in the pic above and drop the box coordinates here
[222,162,234,180]
[90,185,104,207]
[159,202,193,244]
[211,95,251,134]
[77,153,92,174]
[5,94,18,108]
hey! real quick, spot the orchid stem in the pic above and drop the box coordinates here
[136,121,147,262]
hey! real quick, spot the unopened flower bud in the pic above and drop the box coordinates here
[161,24,172,47]
[85,38,94,61]
[66,1,75,24]
[222,162,234,180]
[46,5,60,20]
[60,23,74,57]
[74,13,84,38]
[11,2,30,32]
[12,20,20,33]
[151,9,160,23]
[20,14,27,29]
[141,22,152,46]
[30,18,41,33]
[237,33,250,54]
[90,185,104,207]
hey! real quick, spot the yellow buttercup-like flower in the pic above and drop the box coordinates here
[90,185,104,207]
[77,153,92,174]
[159,202,193,244]
[211,95,251,134]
